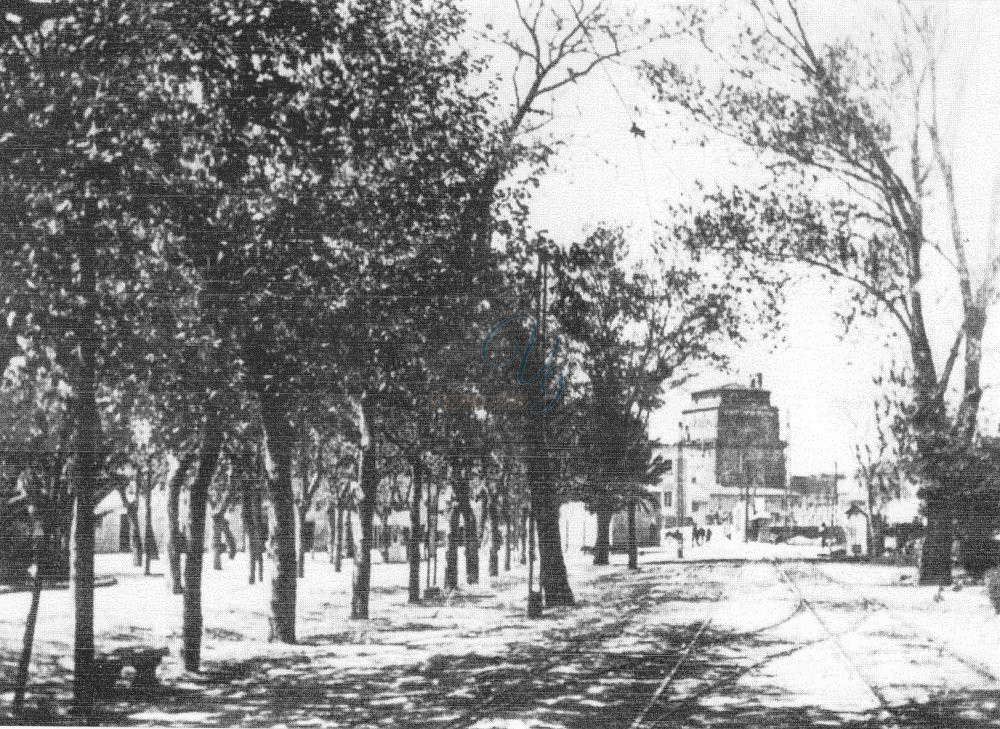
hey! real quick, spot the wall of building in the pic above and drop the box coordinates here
[716,445,786,492]
[680,443,715,517]
[667,384,789,537]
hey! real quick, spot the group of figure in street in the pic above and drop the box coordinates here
[666,524,712,559]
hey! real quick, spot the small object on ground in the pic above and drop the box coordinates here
[985,566,1000,613]
[899,574,911,582]
[94,646,168,692]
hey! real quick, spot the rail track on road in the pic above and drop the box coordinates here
[804,562,1000,685]
[447,561,809,729]
[773,561,907,728]
[630,559,891,728]
[768,561,1000,728]
[441,579,685,729]
[446,559,1000,729]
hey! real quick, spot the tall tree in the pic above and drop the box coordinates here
[646,1,1000,584]
[0,0,193,711]
[470,1,675,605]
[553,227,745,566]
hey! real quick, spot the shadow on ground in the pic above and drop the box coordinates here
[3,565,998,727]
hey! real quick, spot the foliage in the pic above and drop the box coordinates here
[551,226,746,513]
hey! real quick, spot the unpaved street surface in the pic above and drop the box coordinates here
[2,555,999,727]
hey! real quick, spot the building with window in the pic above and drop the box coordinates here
[787,473,847,527]
[664,377,788,540]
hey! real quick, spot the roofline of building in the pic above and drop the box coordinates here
[657,439,788,450]
[691,384,770,399]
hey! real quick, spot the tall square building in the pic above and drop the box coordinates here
[666,377,788,539]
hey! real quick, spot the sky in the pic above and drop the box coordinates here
[466,1,1000,492]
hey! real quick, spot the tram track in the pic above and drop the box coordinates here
[631,559,886,728]
[442,559,1000,729]
[774,561,904,727]
[806,562,1000,685]
[443,564,747,729]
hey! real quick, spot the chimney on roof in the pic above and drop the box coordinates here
[756,373,763,389]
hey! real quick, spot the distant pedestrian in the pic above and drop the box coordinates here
[820,522,828,548]
[706,528,712,543]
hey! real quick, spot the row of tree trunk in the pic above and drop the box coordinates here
[83,408,575,701]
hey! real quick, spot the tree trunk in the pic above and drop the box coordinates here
[462,504,479,585]
[335,503,345,573]
[13,566,42,715]
[221,516,236,558]
[504,514,512,572]
[351,441,377,620]
[489,494,501,578]
[247,522,258,585]
[243,480,262,586]
[70,487,96,717]
[71,308,101,716]
[345,505,356,559]
[627,501,638,570]
[408,459,423,603]
[919,493,953,586]
[379,511,391,564]
[444,505,460,590]
[958,508,996,579]
[167,453,196,595]
[593,507,612,566]
[260,397,298,643]
[426,477,438,589]
[533,491,575,606]
[181,420,224,672]
[327,502,337,564]
[909,318,955,585]
[297,504,309,579]
[212,513,224,571]
[519,508,528,566]
[451,461,479,585]
[143,477,156,576]
[529,426,574,606]
[208,510,236,568]
[869,513,886,559]
[918,505,953,584]
[122,493,143,567]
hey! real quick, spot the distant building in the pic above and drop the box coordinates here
[787,473,847,527]
[664,376,787,540]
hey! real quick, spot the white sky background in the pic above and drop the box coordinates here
[465,1,1000,490]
